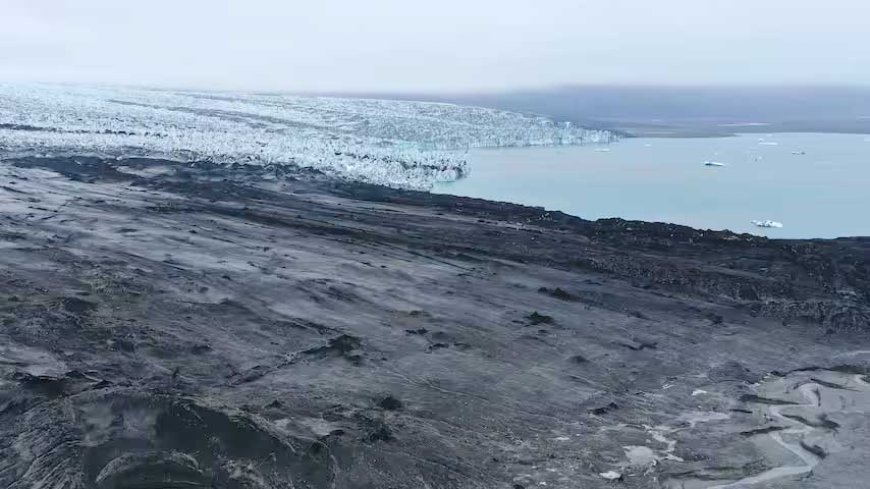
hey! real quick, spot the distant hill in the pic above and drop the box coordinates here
[318,86,870,137]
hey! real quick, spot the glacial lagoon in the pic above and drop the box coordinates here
[437,133,870,238]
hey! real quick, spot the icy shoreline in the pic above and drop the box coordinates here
[0,84,615,189]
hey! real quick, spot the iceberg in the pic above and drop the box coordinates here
[752,220,784,228]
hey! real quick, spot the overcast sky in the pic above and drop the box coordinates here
[2,0,869,92]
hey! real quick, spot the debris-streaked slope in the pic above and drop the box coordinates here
[1,156,868,488]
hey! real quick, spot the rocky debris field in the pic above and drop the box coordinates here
[0,156,869,488]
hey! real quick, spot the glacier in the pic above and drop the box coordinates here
[0,84,615,189]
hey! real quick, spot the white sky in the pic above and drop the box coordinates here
[1,0,868,92]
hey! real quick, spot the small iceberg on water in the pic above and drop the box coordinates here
[752,220,784,229]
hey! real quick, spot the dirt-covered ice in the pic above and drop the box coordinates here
[0,156,869,488]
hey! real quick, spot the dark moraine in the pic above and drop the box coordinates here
[0,155,869,488]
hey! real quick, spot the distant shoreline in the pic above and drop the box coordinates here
[321,85,870,138]
[591,120,870,138]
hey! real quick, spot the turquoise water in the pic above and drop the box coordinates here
[435,133,870,238]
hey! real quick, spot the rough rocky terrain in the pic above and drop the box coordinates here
[1,156,869,488]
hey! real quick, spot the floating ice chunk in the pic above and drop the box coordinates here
[752,220,784,228]
[691,389,708,396]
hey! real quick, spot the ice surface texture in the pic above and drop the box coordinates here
[0,84,615,189]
